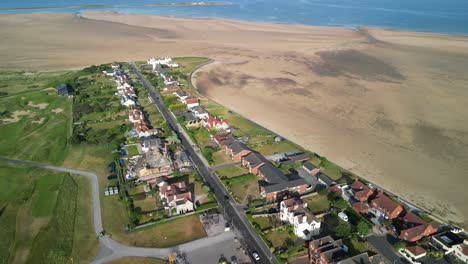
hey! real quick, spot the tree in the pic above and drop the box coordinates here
[356,221,371,236]
[334,222,351,238]
[333,199,349,209]
[393,241,406,250]
[201,185,210,193]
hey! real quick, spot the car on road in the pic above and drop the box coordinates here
[252,252,260,261]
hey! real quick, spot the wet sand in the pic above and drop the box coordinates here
[0,12,466,227]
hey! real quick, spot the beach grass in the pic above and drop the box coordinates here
[0,163,97,264]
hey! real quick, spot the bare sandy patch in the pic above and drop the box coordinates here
[51,108,63,113]
[32,117,45,124]
[0,12,467,227]
[27,101,48,109]
[1,110,33,123]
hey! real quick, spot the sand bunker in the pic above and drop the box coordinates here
[32,117,45,124]
[27,101,48,109]
[1,110,32,123]
[51,108,63,113]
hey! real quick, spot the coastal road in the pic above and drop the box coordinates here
[131,62,278,264]
[0,157,238,264]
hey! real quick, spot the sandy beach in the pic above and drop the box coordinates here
[0,12,466,227]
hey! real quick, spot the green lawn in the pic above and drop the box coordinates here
[224,174,261,205]
[253,216,273,230]
[174,57,211,75]
[217,166,249,178]
[0,70,69,96]
[265,229,296,248]
[0,89,71,164]
[133,198,157,213]
[253,140,301,156]
[303,193,330,214]
[344,237,369,255]
[0,163,97,264]
[126,145,140,156]
[121,215,206,248]
[212,150,231,165]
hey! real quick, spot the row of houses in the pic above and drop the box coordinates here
[215,134,311,201]
[107,63,195,216]
[152,59,230,132]
[343,179,438,243]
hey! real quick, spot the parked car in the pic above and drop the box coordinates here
[252,252,260,261]
[338,212,349,222]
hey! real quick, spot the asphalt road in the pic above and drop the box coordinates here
[0,157,241,264]
[367,235,406,264]
[131,62,278,264]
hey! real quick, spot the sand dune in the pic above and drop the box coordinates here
[0,12,466,226]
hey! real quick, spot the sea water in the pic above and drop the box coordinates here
[1,0,467,34]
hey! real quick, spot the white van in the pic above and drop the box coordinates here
[338,212,348,222]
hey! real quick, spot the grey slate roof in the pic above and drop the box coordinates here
[318,173,335,186]
[263,177,308,193]
[225,140,250,155]
[303,161,318,172]
[191,106,208,115]
[258,162,288,184]
[243,152,264,168]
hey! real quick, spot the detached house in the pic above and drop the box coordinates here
[203,115,229,131]
[184,97,200,108]
[349,180,374,202]
[242,152,266,175]
[433,232,468,263]
[220,136,251,161]
[129,109,144,123]
[140,137,162,153]
[134,122,158,138]
[303,162,321,176]
[190,106,209,119]
[370,191,404,220]
[399,211,438,242]
[158,180,194,215]
[137,147,173,184]
[309,236,374,264]
[280,198,321,240]
[121,95,136,107]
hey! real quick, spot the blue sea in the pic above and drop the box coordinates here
[1,0,467,34]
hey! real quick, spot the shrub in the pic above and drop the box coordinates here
[356,221,371,236]
[334,222,351,238]
[201,185,210,193]
[393,241,406,250]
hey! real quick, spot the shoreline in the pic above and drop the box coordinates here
[1,10,467,36]
[0,12,466,227]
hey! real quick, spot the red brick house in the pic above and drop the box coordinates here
[352,201,370,214]
[350,179,374,202]
[399,211,438,242]
[370,191,404,219]
[218,135,251,161]
[242,152,265,175]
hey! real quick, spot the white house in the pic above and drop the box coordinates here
[433,232,468,263]
[190,106,209,119]
[280,198,321,240]
[185,98,200,108]
[203,115,229,131]
[121,95,136,107]
[147,57,179,70]
[103,69,115,76]
[159,180,194,215]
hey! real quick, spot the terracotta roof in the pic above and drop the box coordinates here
[400,223,438,242]
[406,246,426,256]
[371,192,402,216]
[329,185,342,193]
[352,201,369,213]
[185,97,199,104]
[401,211,427,226]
